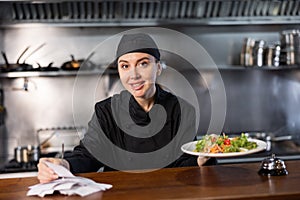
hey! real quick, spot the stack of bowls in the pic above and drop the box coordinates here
[280,29,300,66]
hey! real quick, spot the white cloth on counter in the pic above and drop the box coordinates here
[27,161,112,197]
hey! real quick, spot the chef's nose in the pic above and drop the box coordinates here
[129,67,141,79]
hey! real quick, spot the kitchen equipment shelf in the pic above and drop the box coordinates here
[0,65,299,78]
[191,64,300,71]
[216,64,300,70]
[0,68,118,78]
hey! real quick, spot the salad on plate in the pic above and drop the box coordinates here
[195,133,258,153]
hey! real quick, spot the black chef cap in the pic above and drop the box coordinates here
[116,33,160,61]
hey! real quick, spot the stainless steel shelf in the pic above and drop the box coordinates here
[193,64,300,71]
[0,69,117,78]
[216,64,300,70]
[0,65,298,78]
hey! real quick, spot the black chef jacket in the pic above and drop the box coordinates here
[65,85,216,173]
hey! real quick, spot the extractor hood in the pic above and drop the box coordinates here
[0,0,300,27]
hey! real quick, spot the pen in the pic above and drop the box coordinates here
[61,142,64,160]
[61,142,65,180]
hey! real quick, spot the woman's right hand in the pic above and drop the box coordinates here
[37,157,70,183]
[197,156,209,166]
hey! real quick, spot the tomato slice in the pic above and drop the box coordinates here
[224,138,231,145]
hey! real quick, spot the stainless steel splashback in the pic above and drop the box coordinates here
[1,23,300,162]
[0,75,108,160]
[1,61,300,161]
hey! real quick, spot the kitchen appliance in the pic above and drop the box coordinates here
[0,126,86,174]
[0,145,40,173]
[37,126,85,155]
[14,145,40,167]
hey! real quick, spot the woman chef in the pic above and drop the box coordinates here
[37,32,216,183]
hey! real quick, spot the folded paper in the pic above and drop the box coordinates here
[27,161,112,197]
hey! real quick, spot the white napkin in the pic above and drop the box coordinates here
[27,161,112,197]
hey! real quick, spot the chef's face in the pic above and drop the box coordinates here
[117,52,161,100]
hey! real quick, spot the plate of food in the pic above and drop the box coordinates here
[181,133,267,157]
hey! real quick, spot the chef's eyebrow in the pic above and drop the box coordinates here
[118,57,151,64]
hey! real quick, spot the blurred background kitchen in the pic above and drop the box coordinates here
[0,0,300,174]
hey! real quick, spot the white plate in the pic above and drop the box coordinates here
[181,138,267,157]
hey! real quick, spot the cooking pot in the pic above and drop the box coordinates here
[14,145,40,166]
[61,55,83,70]
[61,54,96,71]
[265,43,281,67]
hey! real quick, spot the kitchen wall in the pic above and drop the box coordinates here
[1,24,300,161]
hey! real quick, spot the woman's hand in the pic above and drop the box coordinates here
[37,157,70,183]
[197,156,209,166]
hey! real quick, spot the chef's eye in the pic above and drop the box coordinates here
[119,64,129,69]
[138,61,149,68]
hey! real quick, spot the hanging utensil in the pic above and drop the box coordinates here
[16,46,30,64]
[0,43,46,72]
[1,46,33,72]
[36,61,59,71]
[1,50,32,72]
[22,43,46,64]
[1,51,9,69]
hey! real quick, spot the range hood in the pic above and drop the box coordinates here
[0,0,300,27]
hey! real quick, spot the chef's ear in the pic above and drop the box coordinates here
[156,61,162,76]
